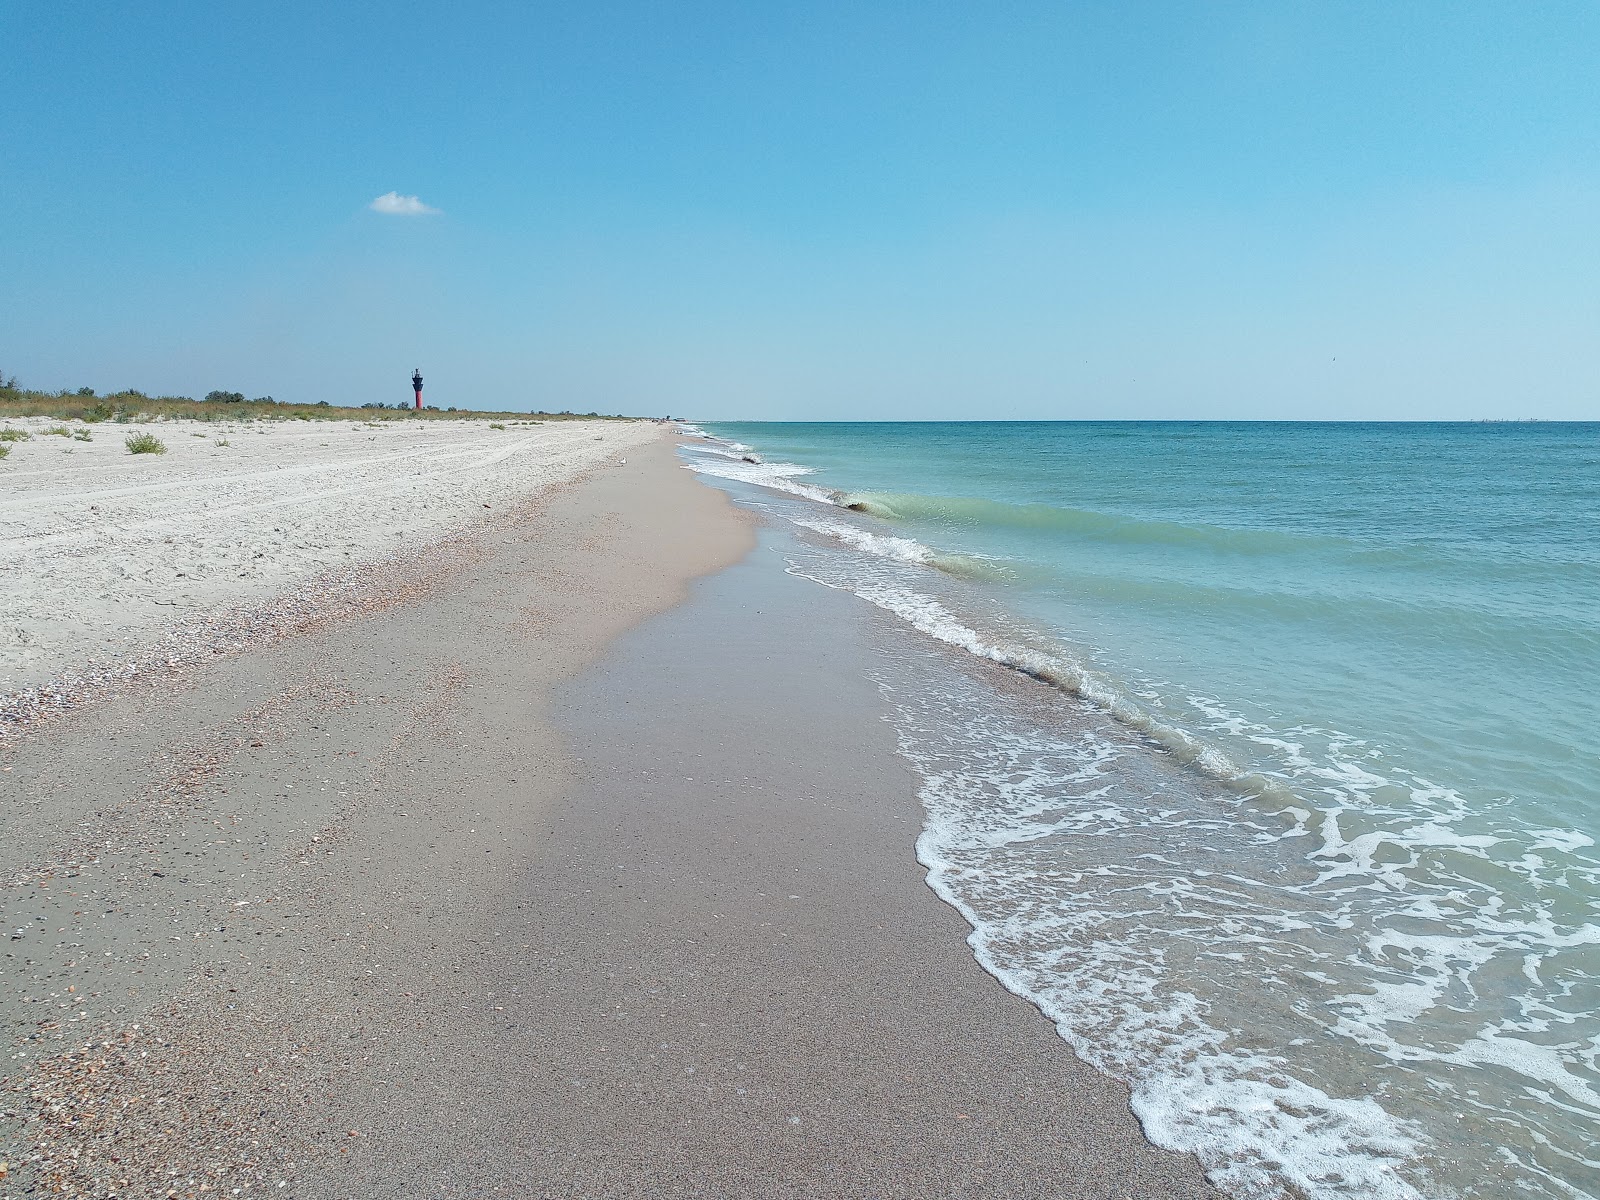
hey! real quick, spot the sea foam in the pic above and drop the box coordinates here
[678,423,1600,1200]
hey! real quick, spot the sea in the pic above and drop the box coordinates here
[678,421,1599,1200]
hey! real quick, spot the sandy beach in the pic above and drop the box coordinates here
[0,415,654,704]
[1,427,1211,1197]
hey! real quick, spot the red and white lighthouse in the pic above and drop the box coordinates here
[411,367,423,410]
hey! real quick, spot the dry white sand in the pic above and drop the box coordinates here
[0,414,655,695]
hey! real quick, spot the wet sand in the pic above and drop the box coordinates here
[1,435,1212,1197]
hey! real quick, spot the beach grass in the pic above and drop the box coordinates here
[0,382,630,425]
[124,431,167,454]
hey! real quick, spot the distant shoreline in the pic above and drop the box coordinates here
[0,383,633,425]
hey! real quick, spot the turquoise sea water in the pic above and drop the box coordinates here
[683,421,1599,1200]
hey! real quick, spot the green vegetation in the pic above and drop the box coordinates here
[0,443,9,460]
[124,431,167,454]
[72,428,92,442]
[0,428,29,442]
[488,422,506,430]
[43,424,73,437]
[0,373,631,426]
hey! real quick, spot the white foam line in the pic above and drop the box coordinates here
[681,453,837,505]
[788,515,939,567]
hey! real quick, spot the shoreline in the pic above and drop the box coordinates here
[678,419,1600,1200]
[2,434,1210,1197]
[2,434,754,1194]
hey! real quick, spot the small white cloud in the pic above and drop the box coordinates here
[369,191,441,216]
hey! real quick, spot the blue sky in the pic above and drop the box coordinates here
[2,1,1596,419]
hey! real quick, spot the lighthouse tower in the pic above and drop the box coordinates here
[411,368,423,410]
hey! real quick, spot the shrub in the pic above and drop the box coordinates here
[0,443,9,459]
[0,429,29,442]
[205,390,246,404]
[125,432,166,454]
[72,429,92,442]
[43,425,72,437]
[76,386,96,397]
[488,422,506,430]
